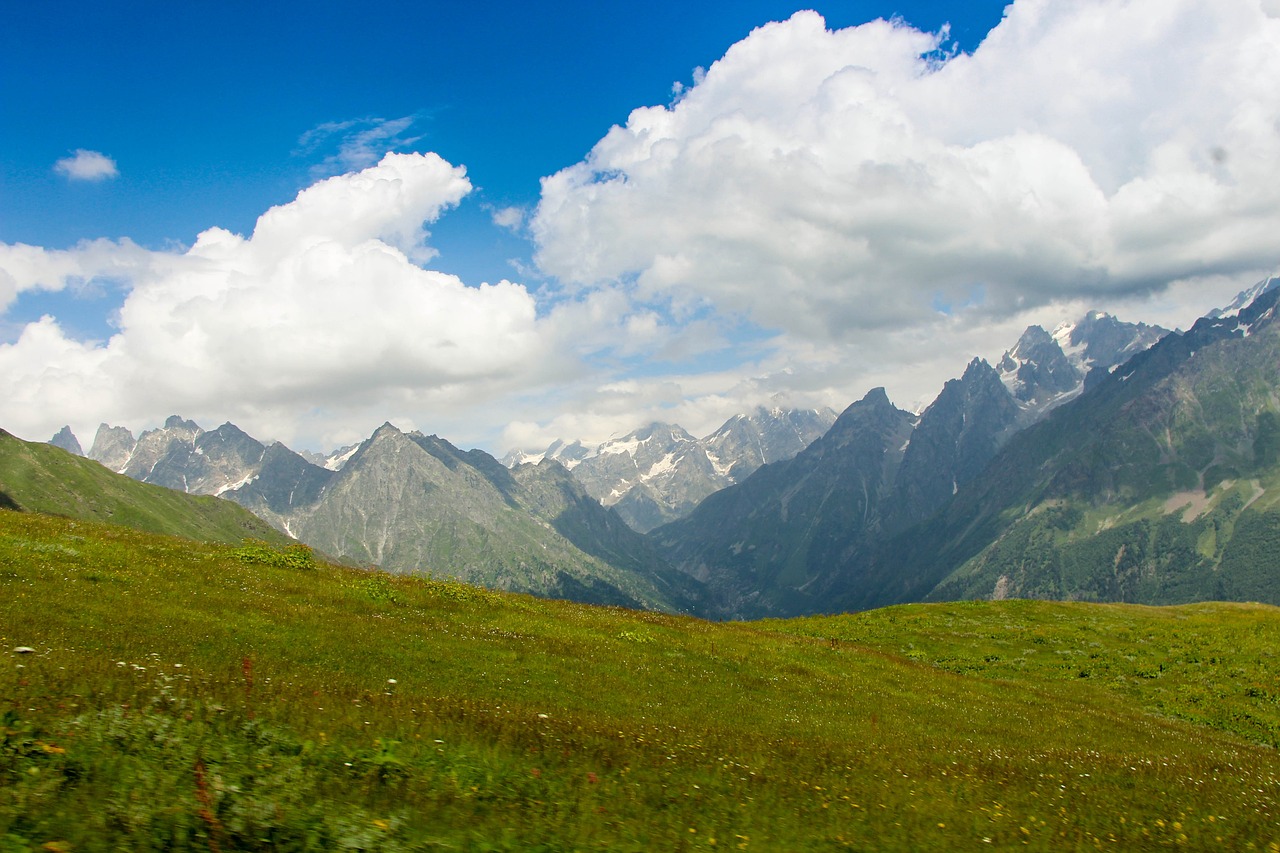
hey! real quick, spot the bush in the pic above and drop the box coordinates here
[230,540,316,570]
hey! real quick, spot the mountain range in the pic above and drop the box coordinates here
[35,281,1280,618]
[502,406,837,532]
[652,279,1280,618]
[61,418,698,612]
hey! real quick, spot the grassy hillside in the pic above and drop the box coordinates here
[0,429,291,546]
[3,509,1280,850]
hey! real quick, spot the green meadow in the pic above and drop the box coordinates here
[3,509,1279,851]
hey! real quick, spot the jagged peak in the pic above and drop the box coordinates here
[860,386,891,405]
[48,425,83,456]
[162,415,202,433]
[1013,325,1053,347]
[961,357,997,381]
[208,421,255,438]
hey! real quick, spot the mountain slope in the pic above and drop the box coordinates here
[79,416,699,611]
[650,309,1172,619]
[892,285,1280,607]
[651,388,917,618]
[290,424,699,612]
[0,428,290,545]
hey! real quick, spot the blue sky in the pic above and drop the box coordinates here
[2,3,1003,280]
[3,1,1279,453]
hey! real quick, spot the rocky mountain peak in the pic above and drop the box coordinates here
[163,415,202,434]
[87,424,137,473]
[47,426,83,456]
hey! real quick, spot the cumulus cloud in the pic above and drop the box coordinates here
[532,0,1280,341]
[54,149,119,181]
[0,238,152,314]
[0,153,562,447]
[11,1,1280,457]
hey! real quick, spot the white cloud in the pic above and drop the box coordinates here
[0,153,568,448]
[0,238,152,314]
[532,1,1280,342]
[10,1,1280,458]
[53,149,119,181]
[490,205,527,231]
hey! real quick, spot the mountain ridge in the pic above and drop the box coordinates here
[503,406,838,532]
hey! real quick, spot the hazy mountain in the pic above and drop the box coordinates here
[998,312,1169,415]
[47,426,83,456]
[506,406,837,532]
[88,417,268,497]
[81,415,699,611]
[86,424,137,472]
[299,443,361,471]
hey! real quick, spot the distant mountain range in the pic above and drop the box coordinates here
[33,279,1280,618]
[503,407,837,532]
[60,418,699,613]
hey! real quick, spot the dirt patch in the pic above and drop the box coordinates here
[1162,490,1214,522]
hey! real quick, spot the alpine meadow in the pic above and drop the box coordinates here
[5,1,1280,850]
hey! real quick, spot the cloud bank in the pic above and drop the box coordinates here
[532,0,1280,341]
[0,153,557,447]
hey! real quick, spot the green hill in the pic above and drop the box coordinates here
[0,429,292,546]
[3,509,1279,850]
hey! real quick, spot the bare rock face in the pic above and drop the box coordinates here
[87,424,137,472]
[47,426,82,456]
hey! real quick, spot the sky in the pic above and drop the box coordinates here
[3,0,1279,457]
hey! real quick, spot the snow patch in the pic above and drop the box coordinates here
[325,445,360,471]
[599,438,643,457]
[704,448,733,478]
[643,452,678,480]
[216,473,259,496]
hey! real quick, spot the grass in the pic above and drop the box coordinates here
[3,509,1280,850]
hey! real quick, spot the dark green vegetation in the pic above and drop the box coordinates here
[4,510,1280,850]
[0,430,290,547]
